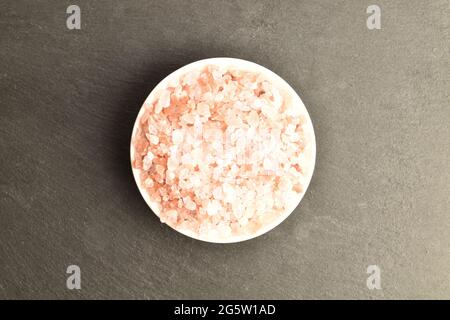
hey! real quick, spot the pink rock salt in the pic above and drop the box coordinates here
[131,63,312,241]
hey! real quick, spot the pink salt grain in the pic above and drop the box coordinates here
[132,65,310,240]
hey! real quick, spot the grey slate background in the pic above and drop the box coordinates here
[1,0,449,299]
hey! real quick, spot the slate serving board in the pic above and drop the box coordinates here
[1,0,449,299]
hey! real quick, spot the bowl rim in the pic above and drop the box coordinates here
[130,57,316,243]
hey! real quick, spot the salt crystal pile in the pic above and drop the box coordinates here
[132,64,310,241]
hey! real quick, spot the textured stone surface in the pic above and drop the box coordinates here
[0,0,449,299]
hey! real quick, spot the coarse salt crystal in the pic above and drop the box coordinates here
[143,152,154,170]
[147,134,159,145]
[206,200,221,216]
[172,129,184,145]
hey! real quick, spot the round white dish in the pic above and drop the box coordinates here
[130,57,316,243]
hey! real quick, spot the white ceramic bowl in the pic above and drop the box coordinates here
[130,58,316,243]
